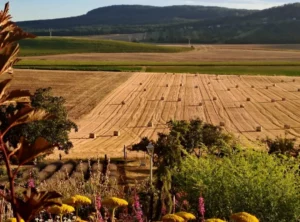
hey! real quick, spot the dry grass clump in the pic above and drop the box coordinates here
[38,164,60,181]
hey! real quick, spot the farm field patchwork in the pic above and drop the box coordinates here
[42,72,300,159]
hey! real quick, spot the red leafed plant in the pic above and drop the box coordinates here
[0,2,62,222]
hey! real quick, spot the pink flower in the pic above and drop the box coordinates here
[27,171,35,188]
[198,196,205,218]
[133,192,143,222]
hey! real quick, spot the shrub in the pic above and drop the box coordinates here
[173,151,300,221]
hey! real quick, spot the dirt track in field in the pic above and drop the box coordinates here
[46,72,300,159]
[21,44,300,62]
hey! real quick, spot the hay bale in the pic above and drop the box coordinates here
[89,133,96,139]
[246,98,251,102]
[220,121,225,127]
[281,80,284,83]
[251,85,255,88]
[227,88,231,91]
[208,82,211,85]
[139,83,143,85]
[298,88,300,92]
[195,85,199,88]
[284,124,291,129]
[166,84,169,87]
[195,74,197,77]
[121,101,126,105]
[180,83,183,86]
[256,126,262,132]
[236,85,239,88]
[282,98,286,101]
[161,96,165,101]
[273,83,276,87]
[113,131,120,137]
[147,122,153,127]
[293,79,296,82]
[199,102,203,106]
[271,99,276,102]
[144,88,147,92]
[213,96,217,101]
[178,98,182,102]
[240,104,245,108]
[266,86,269,89]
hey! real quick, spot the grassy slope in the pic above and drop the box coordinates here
[19,37,191,56]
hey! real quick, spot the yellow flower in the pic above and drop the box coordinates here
[162,214,185,222]
[6,218,24,222]
[206,219,226,222]
[175,212,196,220]
[48,204,75,215]
[64,195,91,206]
[230,212,259,222]
[102,197,128,208]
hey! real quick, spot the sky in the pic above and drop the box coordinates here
[8,0,297,21]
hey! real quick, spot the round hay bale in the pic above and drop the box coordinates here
[266,86,269,89]
[256,126,262,132]
[195,85,199,88]
[284,124,291,129]
[144,88,147,91]
[89,133,97,139]
[139,83,143,85]
[251,85,255,88]
[220,121,225,127]
[213,96,217,101]
[271,99,276,102]
[195,74,197,77]
[113,131,120,137]
[273,83,276,87]
[178,98,182,102]
[199,102,203,106]
[180,83,183,86]
[161,96,165,101]
[121,101,126,105]
[166,84,169,87]
[240,104,245,108]
[227,88,231,91]
[236,85,239,88]
[293,79,296,82]
[246,98,251,102]
[298,88,300,92]
[208,82,211,85]
[281,80,284,83]
[282,98,286,101]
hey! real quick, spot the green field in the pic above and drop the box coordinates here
[15,60,300,76]
[19,37,191,56]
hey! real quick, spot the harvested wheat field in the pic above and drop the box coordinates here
[10,69,132,119]
[43,72,300,159]
[21,44,300,63]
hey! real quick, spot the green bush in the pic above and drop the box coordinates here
[173,151,300,222]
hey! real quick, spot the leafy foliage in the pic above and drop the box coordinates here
[173,151,300,221]
[263,136,299,156]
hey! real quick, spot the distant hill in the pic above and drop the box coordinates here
[17,3,300,43]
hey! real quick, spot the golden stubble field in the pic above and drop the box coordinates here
[35,72,300,159]
[21,44,300,62]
